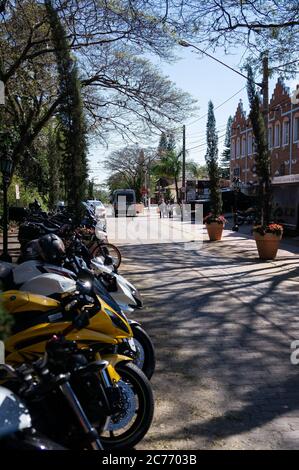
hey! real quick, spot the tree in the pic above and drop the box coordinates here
[177,1,299,76]
[45,0,88,216]
[47,125,63,210]
[157,132,168,157]
[220,116,233,179]
[0,0,196,173]
[205,101,222,218]
[152,150,182,204]
[87,180,94,200]
[104,145,156,202]
[167,132,176,152]
[186,162,208,179]
[152,150,200,204]
[246,65,271,225]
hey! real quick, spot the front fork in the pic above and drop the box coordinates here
[59,380,103,450]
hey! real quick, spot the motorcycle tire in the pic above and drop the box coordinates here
[99,362,154,449]
[91,242,122,269]
[131,324,156,380]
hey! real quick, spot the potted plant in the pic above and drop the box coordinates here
[203,213,227,241]
[204,101,224,241]
[247,64,283,260]
[253,223,283,260]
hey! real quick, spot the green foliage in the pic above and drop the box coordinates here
[220,116,233,179]
[157,132,168,157]
[93,185,110,204]
[48,125,63,210]
[166,132,176,152]
[45,1,88,219]
[2,174,47,210]
[186,162,208,179]
[157,131,176,156]
[205,101,222,217]
[152,150,182,203]
[246,65,271,225]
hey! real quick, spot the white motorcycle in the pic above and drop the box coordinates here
[0,259,155,380]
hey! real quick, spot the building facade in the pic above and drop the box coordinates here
[230,79,299,228]
[230,78,299,185]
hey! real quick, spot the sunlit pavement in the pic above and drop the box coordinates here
[108,208,299,450]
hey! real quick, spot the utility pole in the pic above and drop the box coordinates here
[182,124,186,202]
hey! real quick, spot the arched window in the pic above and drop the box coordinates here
[236,137,240,158]
[247,133,252,155]
[268,126,273,148]
[231,139,235,159]
[282,119,290,146]
[294,114,299,143]
[241,136,246,157]
[274,122,281,147]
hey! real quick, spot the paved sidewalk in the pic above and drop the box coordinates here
[110,219,299,450]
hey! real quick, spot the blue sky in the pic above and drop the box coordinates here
[88,46,298,185]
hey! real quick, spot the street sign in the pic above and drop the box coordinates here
[15,184,20,200]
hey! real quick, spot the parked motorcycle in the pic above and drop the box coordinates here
[18,204,122,269]
[0,282,154,449]
[236,208,257,226]
[0,237,155,380]
[0,363,65,449]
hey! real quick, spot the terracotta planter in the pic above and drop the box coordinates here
[253,232,282,260]
[205,222,224,241]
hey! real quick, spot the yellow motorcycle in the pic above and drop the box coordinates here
[0,284,154,449]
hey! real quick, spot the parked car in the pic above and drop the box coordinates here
[85,200,106,218]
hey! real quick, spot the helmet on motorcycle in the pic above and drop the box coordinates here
[37,234,66,264]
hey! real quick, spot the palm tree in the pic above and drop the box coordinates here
[153,150,200,203]
[152,150,182,203]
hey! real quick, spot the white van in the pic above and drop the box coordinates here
[112,189,137,217]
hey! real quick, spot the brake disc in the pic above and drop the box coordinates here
[107,380,136,431]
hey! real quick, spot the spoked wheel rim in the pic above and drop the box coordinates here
[98,363,154,449]
[91,243,122,269]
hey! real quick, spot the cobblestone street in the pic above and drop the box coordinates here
[109,212,299,449]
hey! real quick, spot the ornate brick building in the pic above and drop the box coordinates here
[230,78,299,185]
[230,79,299,228]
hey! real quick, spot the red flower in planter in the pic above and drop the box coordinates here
[253,224,283,236]
[203,213,227,225]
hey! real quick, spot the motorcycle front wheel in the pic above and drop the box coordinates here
[131,324,156,380]
[99,362,154,449]
[91,242,122,269]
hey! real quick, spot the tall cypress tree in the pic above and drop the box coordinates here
[45,0,88,218]
[246,65,271,225]
[48,126,62,210]
[220,116,233,179]
[205,101,222,218]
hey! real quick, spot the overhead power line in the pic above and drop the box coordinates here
[178,40,262,86]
